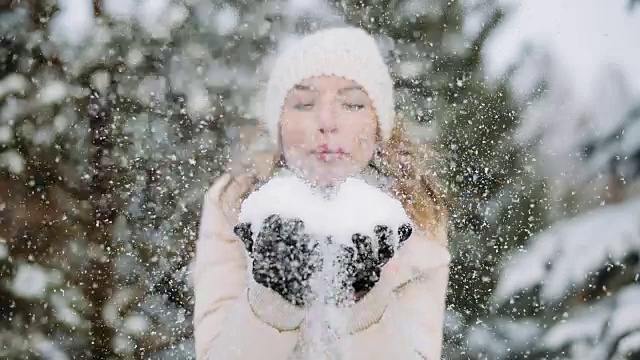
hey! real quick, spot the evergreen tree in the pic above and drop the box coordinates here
[461,1,640,358]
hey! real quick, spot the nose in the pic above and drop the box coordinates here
[316,101,338,134]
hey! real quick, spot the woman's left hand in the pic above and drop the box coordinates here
[338,223,413,300]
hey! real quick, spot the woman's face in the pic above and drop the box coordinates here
[279,76,378,186]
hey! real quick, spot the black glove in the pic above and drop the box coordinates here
[234,214,321,307]
[338,223,413,297]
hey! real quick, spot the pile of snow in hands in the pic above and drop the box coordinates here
[239,173,413,358]
[238,173,412,248]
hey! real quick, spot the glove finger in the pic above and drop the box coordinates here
[233,222,254,253]
[377,241,394,267]
[285,217,306,233]
[352,267,381,293]
[398,223,413,244]
[255,226,279,253]
[341,245,358,279]
[281,218,305,246]
[263,214,283,231]
[252,263,273,287]
[338,244,356,263]
[373,225,392,241]
[352,233,374,260]
[373,225,394,262]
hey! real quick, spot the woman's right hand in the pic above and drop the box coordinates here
[234,215,321,307]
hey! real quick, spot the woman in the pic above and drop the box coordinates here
[192,27,451,359]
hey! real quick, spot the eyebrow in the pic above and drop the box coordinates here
[292,84,365,94]
[293,84,317,92]
[338,85,365,94]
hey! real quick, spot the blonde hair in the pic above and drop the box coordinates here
[224,118,449,246]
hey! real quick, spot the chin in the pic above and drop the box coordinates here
[292,161,361,185]
[313,170,360,187]
[295,169,340,187]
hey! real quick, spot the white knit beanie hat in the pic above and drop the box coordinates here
[263,26,395,144]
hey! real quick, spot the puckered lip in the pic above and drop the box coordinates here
[311,144,350,162]
[311,144,349,155]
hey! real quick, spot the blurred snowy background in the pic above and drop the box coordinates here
[0,0,638,359]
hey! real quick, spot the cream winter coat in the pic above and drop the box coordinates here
[192,173,451,360]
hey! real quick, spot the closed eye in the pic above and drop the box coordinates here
[294,103,314,110]
[343,103,365,111]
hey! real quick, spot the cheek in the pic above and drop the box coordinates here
[342,114,378,162]
[353,134,377,163]
[279,115,314,155]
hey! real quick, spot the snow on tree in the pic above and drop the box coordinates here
[480,0,640,205]
[457,1,640,359]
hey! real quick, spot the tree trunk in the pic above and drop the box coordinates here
[84,88,118,359]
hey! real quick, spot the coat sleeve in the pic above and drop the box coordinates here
[336,229,451,360]
[382,263,450,359]
[192,174,304,360]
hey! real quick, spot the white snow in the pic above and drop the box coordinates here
[50,293,82,327]
[542,305,610,350]
[399,0,444,19]
[238,173,412,246]
[32,127,55,146]
[301,239,352,358]
[11,263,49,299]
[0,126,11,144]
[494,197,640,303]
[1,150,25,174]
[213,5,240,36]
[135,0,188,39]
[186,86,211,115]
[621,119,640,156]
[53,114,69,133]
[283,0,337,18]
[398,61,424,79]
[461,0,496,43]
[607,285,640,342]
[123,314,149,335]
[126,48,145,67]
[49,0,95,46]
[0,240,7,259]
[90,71,111,94]
[37,81,68,105]
[136,76,167,105]
[481,0,640,187]
[466,319,543,359]
[112,333,135,355]
[536,285,640,358]
[0,73,28,99]
[32,332,70,360]
[136,0,170,36]
[616,332,640,358]
[484,0,640,102]
[104,0,136,20]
